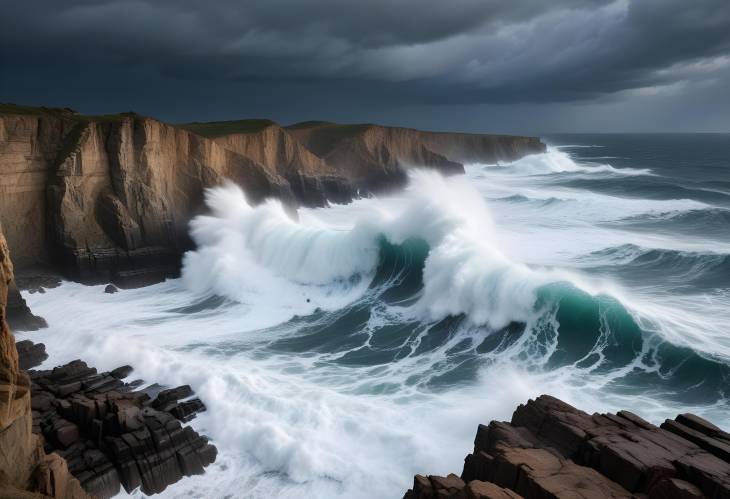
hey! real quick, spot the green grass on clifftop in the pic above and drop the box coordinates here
[178,119,277,138]
[0,103,80,118]
[0,103,139,123]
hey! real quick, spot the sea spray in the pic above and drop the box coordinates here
[22,136,730,498]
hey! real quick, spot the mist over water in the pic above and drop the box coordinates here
[23,134,730,498]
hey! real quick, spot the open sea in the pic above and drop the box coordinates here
[22,133,730,498]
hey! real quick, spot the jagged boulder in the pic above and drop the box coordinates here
[405,395,730,499]
[22,344,215,498]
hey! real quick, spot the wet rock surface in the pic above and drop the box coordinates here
[404,395,730,499]
[15,339,49,370]
[20,341,216,498]
[0,223,89,498]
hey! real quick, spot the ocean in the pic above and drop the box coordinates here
[22,133,730,498]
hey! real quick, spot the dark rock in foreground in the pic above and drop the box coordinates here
[404,395,730,499]
[7,280,48,331]
[15,339,49,370]
[20,341,216,498]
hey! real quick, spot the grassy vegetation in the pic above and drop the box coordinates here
[0,103,138,123]
[0,103,79,118]
[286,120,335,130]
[178,119,277,138]
[286,121,373,136]
[0,104,374,143]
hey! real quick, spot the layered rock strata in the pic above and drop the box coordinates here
[0,223,89,498]
[1,105,545,285]
[20,343,216,498]
[0,109,291,286]
[404,395,730,499]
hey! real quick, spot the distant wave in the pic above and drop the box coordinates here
[583,244,730,287]
[614,207,730,238]
[481,147,652,176]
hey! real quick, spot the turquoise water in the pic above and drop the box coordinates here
[24,134,730,498]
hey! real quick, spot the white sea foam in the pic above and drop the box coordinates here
[182,172,580,331]
[19,146,730,498]
[485,147,652,176]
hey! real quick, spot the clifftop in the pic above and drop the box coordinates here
[177,119,278,138]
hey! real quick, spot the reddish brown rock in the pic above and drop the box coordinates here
[407,395,730,499]
[467,480,523,499]
[0,223,89,498]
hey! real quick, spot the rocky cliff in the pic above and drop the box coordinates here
[286,121,464,192]
[404,395,730,499]
[0,104,545,288]
[416,130,546,165]
[0,223,89,498]
[181,120,354,205]
[0,108,291,287]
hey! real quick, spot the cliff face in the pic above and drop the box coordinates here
[206,123,356,205]
[416,130,546,165]
[286,122,465,192]
[48,117,294,283]
[0,223,89,498]
[0,112,292,285]
[0,107,545,285]
[0,115,66,268]
[286,122,546,184]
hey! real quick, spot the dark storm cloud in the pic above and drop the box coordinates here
[1,0,729,127]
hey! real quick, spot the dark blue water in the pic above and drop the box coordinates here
[24,133,730,498]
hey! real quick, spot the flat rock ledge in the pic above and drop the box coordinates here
[404,395,730,499]
[20,342,217,498]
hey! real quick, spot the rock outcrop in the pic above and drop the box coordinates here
[21,344,216,498]
[0,108,291,287]
[181,119,356,206]
[1,104,545,286]
[286,122,465,193]
[404,395,730,499]
[0,223,89,498]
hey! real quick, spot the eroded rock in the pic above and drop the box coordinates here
[405,395,730,499]
[20,345,215,498]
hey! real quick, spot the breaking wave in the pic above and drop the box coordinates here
[22,140,730,498]
[486,147,652,176]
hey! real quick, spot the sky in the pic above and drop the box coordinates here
[1,0,729,133]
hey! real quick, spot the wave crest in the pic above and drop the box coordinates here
[481,147,652,176]
[183,172,556,330]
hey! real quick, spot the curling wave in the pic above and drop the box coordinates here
[183,172,581,331]
[21,136,730,499]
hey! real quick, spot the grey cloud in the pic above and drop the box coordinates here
[1,0,729,129]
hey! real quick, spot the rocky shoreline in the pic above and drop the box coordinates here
[3,107,730,498]
[404,395,730,499]
[19,341,216,498]
[3,240,730,498]
[0,221,217,498]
